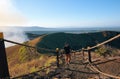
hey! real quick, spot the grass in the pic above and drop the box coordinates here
[18,46,28,63]
[9,54,56,77]
[30,66,38,73]
[18,42,40,63]
[95,45,119,57]
[44,56,56,74]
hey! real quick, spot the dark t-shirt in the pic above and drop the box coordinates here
[64,46,71,54]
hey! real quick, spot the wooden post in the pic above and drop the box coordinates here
[0,32,10,78]
[82,48,85,60]
[56,48,59,67]
[87,47,92,63]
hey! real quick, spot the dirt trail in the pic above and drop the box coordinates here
[13,52,120,79]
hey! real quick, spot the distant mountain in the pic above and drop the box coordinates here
[8,26,46,31]
[18,26,45,31]
[1,26,120,32]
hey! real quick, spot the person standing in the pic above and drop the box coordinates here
[64,43,71,64]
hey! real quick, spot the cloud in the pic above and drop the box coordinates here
[0,0,27,26]
[0,27,28,47]
[0,0,28,47]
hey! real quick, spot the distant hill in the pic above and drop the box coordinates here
[37,31,120,51]
[2,26,45,31]
[1,26,120,32]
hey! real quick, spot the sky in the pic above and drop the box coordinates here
[0,0,120,28]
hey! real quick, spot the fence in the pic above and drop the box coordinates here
[82,34,120,79]
[0,32,120,79]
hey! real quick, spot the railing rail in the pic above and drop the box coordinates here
[0,32,120,78]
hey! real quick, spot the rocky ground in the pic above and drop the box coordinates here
[12,52,120,79]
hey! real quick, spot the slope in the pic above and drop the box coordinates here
[6,35,56,77]
[37,31,120,51]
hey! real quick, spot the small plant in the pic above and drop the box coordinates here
[30,66,38,73]
[95,45,117,57]
[18,46,29,63]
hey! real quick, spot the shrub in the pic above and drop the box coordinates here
[95,45,117,57]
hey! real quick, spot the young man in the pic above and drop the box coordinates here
[64,43,71,64]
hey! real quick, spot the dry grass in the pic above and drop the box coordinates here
[5,36,56,77]
[9,55,56,77]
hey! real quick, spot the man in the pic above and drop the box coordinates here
[64,43,71,64]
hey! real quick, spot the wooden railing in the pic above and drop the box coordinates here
[0,32,120,79]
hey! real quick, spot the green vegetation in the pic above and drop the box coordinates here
[44,56,56,74]
[18,46,29,63]
[18,42,40,63]
[26,33,41,40]
[37,31,120,54]
[95,45,118,57]
[30,66,38,73]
